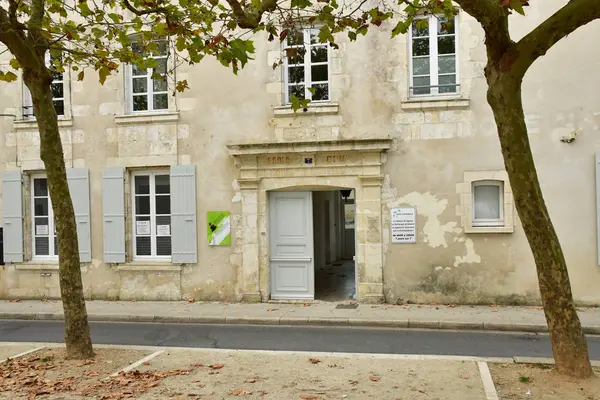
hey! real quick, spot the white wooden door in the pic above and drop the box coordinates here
[269,191,314,300]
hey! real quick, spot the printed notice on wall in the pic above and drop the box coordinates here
[156,225,170,236]
[391,207,416,244]
[136,220,151,235]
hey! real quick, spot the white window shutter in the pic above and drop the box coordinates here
[2,171,23,263]
[67,168,92,262]
[102,168,126,263]
[171,164,197,264]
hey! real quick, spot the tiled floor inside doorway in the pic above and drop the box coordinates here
[314,260,356,301]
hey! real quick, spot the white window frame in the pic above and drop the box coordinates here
[23,53,65,120]
[472,180,504,227]
[283,27,331,104]
[131,170,172,261]
[31,174,58,260]
[408,14,460,97]
[127,40,170,114]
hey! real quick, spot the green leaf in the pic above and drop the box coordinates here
[510,0,526,15]
[291,0,311,8]
[391,20,408,38]
[9,58,20,70]
[348,31,357,41]
[0,71,18,82]
[108,13,120,23]
[98,66,110,85]
[77,71,85,81]
[176,80,189,92]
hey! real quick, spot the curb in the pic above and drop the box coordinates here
[3,312,600,334]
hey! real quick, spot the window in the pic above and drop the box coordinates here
[409,15,458,96]
[283,28,330,103]
[31,176,58,258]
[472,181,503,227]
[129,40,169,112]
[132,172,171,259]
[23,54,65,119]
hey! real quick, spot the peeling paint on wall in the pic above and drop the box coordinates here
[390,192,462,248]
[453,238,481,267]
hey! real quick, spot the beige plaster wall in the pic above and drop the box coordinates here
[0,0,599,304]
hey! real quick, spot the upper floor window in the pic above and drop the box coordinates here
[31,175,58,259]
[129,40,169,113]
[23,54,64,119]
[409,15,458,97]
[283,28,330,103]
[472,180,503,227]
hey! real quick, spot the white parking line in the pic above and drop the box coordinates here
[0,346,45,363]
[478,361,499,400]
[110,350,165,377]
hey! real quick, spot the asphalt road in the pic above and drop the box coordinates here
[2,320,600,359]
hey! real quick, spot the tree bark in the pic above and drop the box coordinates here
[24,65,94,360]
[485,67,592,378]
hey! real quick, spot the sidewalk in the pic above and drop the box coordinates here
[2,300,600,333]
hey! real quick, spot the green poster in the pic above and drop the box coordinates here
[207,211,231,246]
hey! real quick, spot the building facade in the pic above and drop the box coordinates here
[0,0,599,305]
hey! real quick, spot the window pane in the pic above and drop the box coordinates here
[311,47,327,63]
[412,38,429,56]
[412,76,431,95]
[288,85,305,101]
[438,17,455,35]
[439,74,457,93]
[438,55,456,74]
[412,20,429,37]
[135,196,150,215]
[153,77,168,92]
[156,215,171,236]
[136,236,152,256]
[156,236,171,256]
[155,58,167,75]
[34,198,49,216]
[438,36,456,55]
[51,70,63,82]
[135,176,150,194]
[310,30,321,45]
[153,94,168,110]
[287,50,305,65]
[311,83,329,101]
[132,64,147,76]
[155,175,170,194]
[133,96,148,111]
[35,217,49,235]
[412,57,430,76]
[154,41,168,56]
[474,185,501,219]
[288,66,304,83]
[53,100,64,116]
[155,196,171,215]
[34,179,48,197]
[311,65,328,82]
[35,237,49,256]
[51,83,63,99]
[133,78,147,94]
[287,30,303,46]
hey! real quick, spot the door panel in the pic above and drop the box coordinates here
[269,191,314,300]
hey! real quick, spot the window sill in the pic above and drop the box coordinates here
[114,112,179,125]
[401,97,470,111]
[15,262,88,272]
[14,118,74,131]
[116,262,181,272]
[465,225,514,234]
[273,102,339,117]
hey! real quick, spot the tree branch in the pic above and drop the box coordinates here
[224,0,277,29]
[28,0,45,30]
[121,0,169,16]
[513,0,600,77]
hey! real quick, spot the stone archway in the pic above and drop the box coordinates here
[227,139,392,303]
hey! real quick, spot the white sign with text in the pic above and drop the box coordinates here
[391,207,416,244]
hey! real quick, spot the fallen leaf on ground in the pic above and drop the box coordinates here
[246,378,256,383]
[142,362,150,366]
[209,364,224,369]
[231,389,251,396]
[259,391,268,396]
[266,308,277,312]
[369,376,381,382]
[460,375,469,379]
[188,298,195,303]
[309,358,321,364]
[349,380,359,385]
[191,364,204,368]
[299,395,319,399]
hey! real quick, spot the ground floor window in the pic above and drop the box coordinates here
[31,175,58,258]
[132,171,171,259]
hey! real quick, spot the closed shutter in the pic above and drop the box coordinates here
[2,171,23,263]
[102,168,126,263]
[171,165,197,264]
[67,168,91,262]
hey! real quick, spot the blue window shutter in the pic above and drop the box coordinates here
[102,168,126,263]
[171,164,197,264]
[67,168,92,262]
[2,171,23,263]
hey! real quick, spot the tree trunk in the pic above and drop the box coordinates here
[485,67,592,378]
[24,66,94,360]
